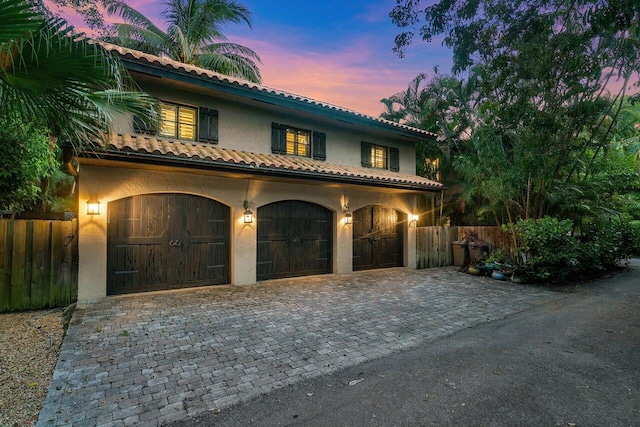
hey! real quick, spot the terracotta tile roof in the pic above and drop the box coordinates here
[98,42,438,140]
[98,134,444,191]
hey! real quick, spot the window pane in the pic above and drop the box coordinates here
[159,104,177,137]
[371,145,386,168]
[283,127,311,157]
[178,106,196,140]
[286,129,296,155]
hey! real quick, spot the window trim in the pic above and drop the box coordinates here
[272,123,326,161]
[158,101,198,141]
[361,141,400,172]
[285,126,312,157]
[134,100,219,144]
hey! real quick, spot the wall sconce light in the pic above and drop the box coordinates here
[343,204,352,225]
[86,194,101,215]
[243,200,253,224]
[410,214,420,228]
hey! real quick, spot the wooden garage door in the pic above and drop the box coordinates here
[107,194,229,295]
[353,205,404,271]
[257,200,332,280]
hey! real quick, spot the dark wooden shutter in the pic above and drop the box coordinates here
[271,123,287,154]
[312,131,326,160]
[361,142,372,167]
[199,107,219,143]
[389,147,400,172]
[133,115,157,135]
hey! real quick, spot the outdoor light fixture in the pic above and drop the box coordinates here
[86,194,101,215]
[243,200,253,224]
[343,204,352,225]
[410,214,419,228]
[344,211,353,225]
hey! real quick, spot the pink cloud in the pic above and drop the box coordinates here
[241,36,424,117]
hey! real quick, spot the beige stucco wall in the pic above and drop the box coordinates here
[115,78,417,175]
[77,163,419,305]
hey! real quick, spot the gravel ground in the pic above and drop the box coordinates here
[0,308,68,427]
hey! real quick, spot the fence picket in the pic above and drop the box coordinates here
[0,221,11,312]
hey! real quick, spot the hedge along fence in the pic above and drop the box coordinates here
[416,226,511,269]
[0,219,78,312]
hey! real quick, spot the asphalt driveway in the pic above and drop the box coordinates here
[37,267,561,426]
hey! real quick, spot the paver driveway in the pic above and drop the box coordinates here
[37,267,562,426]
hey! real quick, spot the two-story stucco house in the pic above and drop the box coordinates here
[76,42,443,304]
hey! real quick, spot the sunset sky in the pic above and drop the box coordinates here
[57,0,452,117]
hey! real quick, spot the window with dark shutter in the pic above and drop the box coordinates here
[133,115,157,135]
[312,131,326,160]
[389,147,400,172]
[271,123,287,154]
[199,107,219,144]
[361,142,373,167]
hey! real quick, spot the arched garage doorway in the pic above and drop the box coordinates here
[353,205,404,271]
[107,193,230,295]
[257,200,332,280]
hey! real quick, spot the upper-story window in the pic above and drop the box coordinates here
[133,101,218,144]
[160,102,197,140]
[361,142,400,172]
[272,123,326,160]
[286,127,311,157]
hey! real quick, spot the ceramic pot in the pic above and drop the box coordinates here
[468,266,481,276]
[491,271,505,280]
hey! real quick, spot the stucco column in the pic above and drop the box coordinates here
[77,181,109,305]
[233,203,257,285]
[335,211,353,274]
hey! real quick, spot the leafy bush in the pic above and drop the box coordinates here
[0,116,57,212]
[577,218,638,269]
[507,217,578,282]
[505,216,638,283]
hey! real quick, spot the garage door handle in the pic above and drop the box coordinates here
[291,236,300,243]
[371,236,380,241]
[170,240,183,247]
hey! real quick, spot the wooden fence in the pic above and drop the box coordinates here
[416,226,510,269]
[0,219,78,312]
[416,226,458,268]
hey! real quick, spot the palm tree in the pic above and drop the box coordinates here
[0,0,157,150]
[103,0,262,83]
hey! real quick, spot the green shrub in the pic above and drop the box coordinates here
[508,217,578,282]
[0,116,57,213]
[577,218,638,268]
[504,216,638,283]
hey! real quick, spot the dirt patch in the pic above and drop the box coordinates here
[0,307,69,427]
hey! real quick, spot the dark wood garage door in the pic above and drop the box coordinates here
[107,194,229,295]
[257,200,332,280]
[353,205,404,271]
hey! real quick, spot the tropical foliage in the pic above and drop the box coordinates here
[103,0,262,83]
[386,0,640,277]
[386,0,640,222]
[0,0,157,151]
[0,115,57,212]
[1,0,157,213]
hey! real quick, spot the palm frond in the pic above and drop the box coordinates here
[102,0,162,31]
[197,50,261,83]
[0,0,41,43]
[1,3,158,151]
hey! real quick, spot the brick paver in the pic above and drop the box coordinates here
[37,267,562,426]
